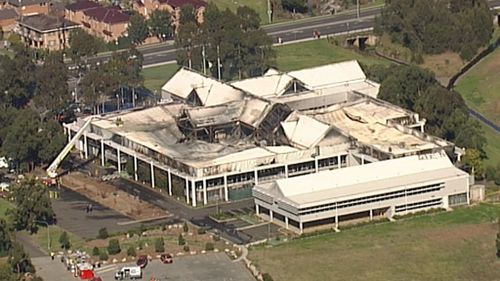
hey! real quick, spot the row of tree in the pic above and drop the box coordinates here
[375,0,494,60]
[127,10,173,45]
[174,4,275,80]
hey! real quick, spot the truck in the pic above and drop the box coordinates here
[114,266,142,280]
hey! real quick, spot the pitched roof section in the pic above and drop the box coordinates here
[17,14,80,32]
[230,74,301,98]
[288,60,367,89]
[281,115,330,149]
[83,6,129,24]
[65,0,101,12]
[0,8,18,20]
[166,0,206,9]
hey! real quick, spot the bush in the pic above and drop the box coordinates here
[161,224,166,231]
[97,228,108,239]
[197,228,206,235]
[281,0,308,13]
[154,238,165,253]
[92,247,100,256]
[178,234,185,246]
[99,250,108,261]
[182,222,188,233]
[262,273,274,281]
[59,231,71,250]
[107,239,121,255]
[127,246,136,257]
[183,245,190,252]
[212,234,220,242]
[127,229,136,238]
[205,242,214,251]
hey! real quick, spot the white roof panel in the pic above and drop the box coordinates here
[288,60,366,89]
[281,115,330,149]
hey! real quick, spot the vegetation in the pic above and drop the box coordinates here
[497,219,500,258]
[68,29,104,62]
[175,4,275,80]
[127,245,136,257]
[375,0,493,60]
[281,0,308,13]
[205,242,214,251]
[0,199,13,220]
[99,250,108,261]
[249,204,500,281]
[107,238,121,255]
[32,225,84,252]
[97,227,109,239]
[178,234,185,246]
[92,246,100,256]
[208,0,268,24]
[58,231,70,250]
[148,9,172,41]
[154,237,165,253]
[182,222,189,233]
[128,13,149,45]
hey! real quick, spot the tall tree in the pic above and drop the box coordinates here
[148,9,172,41]
[128,13,149,45]
[68,29,103,63]
[179,4,197,25]
[0,219,12,256]
[8,242,35,277]
[38,120,66,165]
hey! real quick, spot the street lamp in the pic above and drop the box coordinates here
[34,220,51,251]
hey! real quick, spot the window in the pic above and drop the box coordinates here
[448,193,467,206]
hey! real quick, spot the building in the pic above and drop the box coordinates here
[1,0,50,16]
[253,153,469,233]
[16,14,80,50]
[65,0,129,42]
[0,8,18,33]
[133,0,206,25]
[63,60,468,225]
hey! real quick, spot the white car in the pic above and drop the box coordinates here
[0,182,9,192]
[114,266,142,280]
[0,157,8,169]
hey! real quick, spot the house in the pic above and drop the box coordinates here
[0,8,18,33]
[1,0,50,16]
[65,0,129,42]
[16,14,80,50]
[133,0,206,25]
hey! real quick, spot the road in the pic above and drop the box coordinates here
[82,0,500,68]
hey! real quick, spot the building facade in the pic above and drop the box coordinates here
[1,0,49,16]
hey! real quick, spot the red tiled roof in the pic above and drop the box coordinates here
[166,0,206,9]
[65,0,101,12]
[83,6,129,24]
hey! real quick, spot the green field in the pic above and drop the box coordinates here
[249,204,500,281]
[275,39,391,71]
[208,0,268,24]
[31,226,85,253]
[142,64,180,94]
[0,199,13,220]
[455,48,500,127]
[481,122,500,167]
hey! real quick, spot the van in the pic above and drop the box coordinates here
[114,266,142,280]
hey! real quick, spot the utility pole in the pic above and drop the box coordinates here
[356,0,360,19]
[202,45,206,75]
[216,45,221,80]
[267,0,272,24]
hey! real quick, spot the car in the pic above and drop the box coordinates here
[136,255,148,268]
[160,253,173,264]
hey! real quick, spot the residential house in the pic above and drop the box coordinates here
[1,0,50,16]
[65,0,129,42]
[16,13,80,50]
[0,8,18,33]
[133,0,206,25]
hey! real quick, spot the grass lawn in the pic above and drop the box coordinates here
[208,0,268,24]
[0,199,13,220]
[31,226,85,253]
[275,39,391,72]
[481,122,500,167]
[249,203,500,281]
[455,48,500,127]
[141,64,180,94]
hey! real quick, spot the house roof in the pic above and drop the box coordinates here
[281,115,331,149]
[230,73,300,98]
[83,6,129,24]
[65,0,101,12]
[6,0,47,7]
[0,8,18,21]
[17,14,80,33]
[166,0,206,9]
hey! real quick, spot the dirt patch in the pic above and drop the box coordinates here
[421,52,465,85]
[61,173,167,220]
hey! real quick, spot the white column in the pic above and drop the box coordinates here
[150,161,155,188]
[202,178,207,205]
[254,170,258,185]
[117,147,121,173]
[133,154,138,181]
[223,174,229,202]
[100,138,105,166]
[191,179,197,207]
[284,165,288,178]
[269,210,273,222]
[337,155,341,169]
[361,155,365,165]
[369,209,373,221]
[83,133,88,159]
[299,221,303,234]
[335,203,339,228]
[255,204,260,215]
[314,157,319,173]
[185,178,190,204]
[167,169,172,196]
[285,216,289,229]
[68,130,72,142]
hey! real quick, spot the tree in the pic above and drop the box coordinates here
[0,263,17,281]
[179,4,197,25]
[8,242,35,276]
[0,48,36,108]
[128,13,149,45]
[178,234,185,245]
[462,148,484,179]
[0,219,12,256]
[92,246,100,256]
[281,0,308,13]
[68,29,103,63]
[107,239,121,255]
[10,179,54,233]
[97,227,109,239]
[149,9,172,41]
[154,237,164,253]
[59,231,71,250]
[183,221,189,233]
[127,246,136,257]
[496,219,500,258]
[38,120,66,165]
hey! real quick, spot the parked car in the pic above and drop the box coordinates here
[160,253,173,264]
[136,255,148,269]
[115,266,141,280]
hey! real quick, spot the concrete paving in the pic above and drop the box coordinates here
[33,253,254,281]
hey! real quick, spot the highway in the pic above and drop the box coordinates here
[84,0,500,67]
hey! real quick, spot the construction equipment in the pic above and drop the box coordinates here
[46,117,95,178]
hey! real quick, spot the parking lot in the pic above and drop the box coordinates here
[33,253,254,281]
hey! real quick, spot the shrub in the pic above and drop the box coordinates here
[99,250,108,261]
[178,234,185,246]
[127,229,136,238]
[161,224,166,231]
[197,228,206,235]
[107,239,121,255]
[92,247,100,256]
[127,246,136,257]
[262,273,274,281]
[59,231,71,250]
[205,242,214,251]
[182,222,188,233]
[97,228,109,239]
[183,245,190,252]
[154,238,165,253]
[212,234,220,242]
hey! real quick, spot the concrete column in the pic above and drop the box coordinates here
[100,139,105,166]
[361,155,365,165]
[68,130,72,142]
[254,170,258,185]
[133,154,138,181]
[314,157,319,173]
[284,165,288,178]
[442,196,449,209]
[337,155,341,169]
[285,216,289,229]
[83,133,88,159]
[185,178,190,204]
[255,204,259,215]
[369,209,373,221]
[202,178,207,205]
[191,179,197,207]
[117,147,121,173]
[167,169,172,196]
[269,210,273,222]
[223,174,229,202]
[299,222,303,234]
[335,203,339,228]
[150,161,155,188]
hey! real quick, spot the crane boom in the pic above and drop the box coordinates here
[46,116,95,178]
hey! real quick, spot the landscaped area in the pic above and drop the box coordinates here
[209,0,268,24]
[480,123,500,166]
[249,203,500,281]
[0,198,13,219]
[142,64,180,94]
